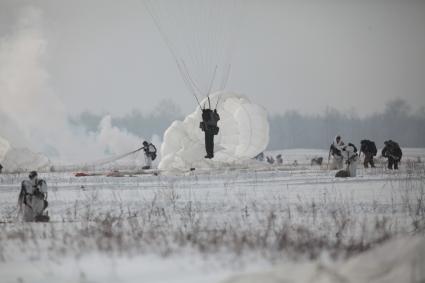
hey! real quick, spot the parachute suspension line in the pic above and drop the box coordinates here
[215,88,224,110]
[69,146,145,169]
[145,0,241,106]
[206,3,219,95]
[194,1,208,94]
[176,59,203,109]
[218,1,232,89]
[144,0,202,108]
[179,3,200,91]
[181,60,203,99]
[215,1,239,110]
[204,2,217,95]
[217,0,240,93]
[220,63,232,91]
[207,65,218,98]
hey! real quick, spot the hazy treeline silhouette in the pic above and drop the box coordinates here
[71,98,425,150]
[70,99,183,141]
[269,99,425,150]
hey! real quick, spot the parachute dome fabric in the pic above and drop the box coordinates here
[0,136,50,172]
[159,92,269,171]
[1,147,50,173]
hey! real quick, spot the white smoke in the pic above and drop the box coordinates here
[93,115,142,156]
[0,7,146,165]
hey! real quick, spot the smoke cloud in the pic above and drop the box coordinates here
[0,7,145,164]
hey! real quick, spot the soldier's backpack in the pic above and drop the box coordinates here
[149,144,157,161]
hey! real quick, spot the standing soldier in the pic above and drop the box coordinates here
[142,141,157,170]
[382,140,402,170]
[200,105,220,159]
[360,139,377,168]
[329,135,345,169]
[18,171,49,222]
[337,143,359,177]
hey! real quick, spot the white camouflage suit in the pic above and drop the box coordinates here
[144,143,156,168]
[341,144,359,177]
[330,136,345,170]
[18,177,48,222]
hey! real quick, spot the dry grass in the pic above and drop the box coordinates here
[0,167,424,264]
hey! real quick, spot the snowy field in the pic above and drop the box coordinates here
[0,149,424,283]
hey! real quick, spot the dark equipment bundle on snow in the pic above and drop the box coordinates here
[335,169,350,178]
[311,157,323,166]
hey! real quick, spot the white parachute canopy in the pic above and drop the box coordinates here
[0,148,50,173]
[0,135,50,172]
[159,92,269,171]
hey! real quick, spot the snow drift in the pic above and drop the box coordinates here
[222,236,425,283]
[159,92,269,171]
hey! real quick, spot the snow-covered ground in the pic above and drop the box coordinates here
[0,149,424,283]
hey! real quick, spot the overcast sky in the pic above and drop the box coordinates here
[1,0,424,117]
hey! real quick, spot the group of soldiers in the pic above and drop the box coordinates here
[329,135,403,175]
[8,102,406,223]
[198,103,405,174]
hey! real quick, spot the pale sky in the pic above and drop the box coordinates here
[1,0,425,117]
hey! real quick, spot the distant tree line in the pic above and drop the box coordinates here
[269,99,425,150]
[69,99,183,140]
[70,98,425,150]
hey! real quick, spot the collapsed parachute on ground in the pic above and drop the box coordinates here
[1,148,51,173]
[159,92,269,171]
[0,135,50,173]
